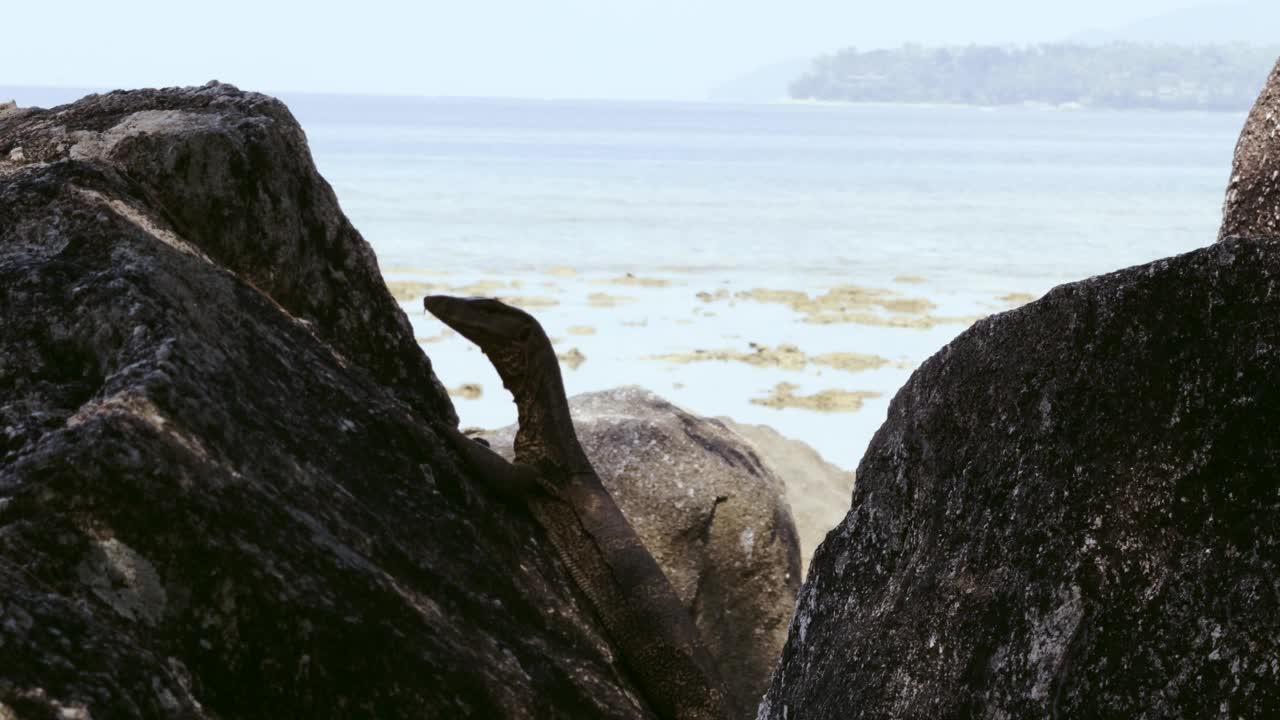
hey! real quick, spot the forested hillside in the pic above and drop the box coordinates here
[790,43,1279,110]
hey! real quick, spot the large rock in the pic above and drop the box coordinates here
[714,418,854,577]
[0,81,454,424]
[0,84,660,719]
[480,386,803,715]
[760,237,1280,718]
[1220,57,1280,240]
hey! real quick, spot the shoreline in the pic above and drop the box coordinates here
[399,265,1044,470]
[0,84,1252,118]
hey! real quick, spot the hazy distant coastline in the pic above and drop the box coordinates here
[788,43,1279,111]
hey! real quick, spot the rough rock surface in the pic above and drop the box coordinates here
[0,81,454,424]
[1220,57,1280,240]
[0,84,661,719]
[714,418,854,577]
[480,386,802,714]
[759,237,1280,718]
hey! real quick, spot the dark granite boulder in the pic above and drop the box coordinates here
[0,84,656,719]
[1220,57,1280,240]
[760,237,1280,718]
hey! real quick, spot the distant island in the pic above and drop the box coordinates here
[789,43,1279,111]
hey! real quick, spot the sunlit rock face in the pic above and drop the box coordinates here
[0,84,660,719]
[759,236,1280,718]
[1220,57,1280,241]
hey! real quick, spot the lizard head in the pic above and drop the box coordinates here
[424,295,552,394]
[426,294,587,471]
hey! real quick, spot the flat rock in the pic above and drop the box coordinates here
[1220,57,1280,240]
[481,386,802,715]
[759,237,1280,718]
[0,84,658,719]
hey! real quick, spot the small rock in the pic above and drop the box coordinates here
[557,347,586,370]
[448,383,483,400]
[77,538,167,626]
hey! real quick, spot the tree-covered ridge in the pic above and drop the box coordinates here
[790,43,1280,111]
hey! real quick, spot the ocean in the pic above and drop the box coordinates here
[287,94,1244,470]
[287,95,1240,278]
[4,87,1247,469]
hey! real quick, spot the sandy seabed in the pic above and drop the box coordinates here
[391,266,1041,471]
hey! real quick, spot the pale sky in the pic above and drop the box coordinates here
[0,0,1250,99]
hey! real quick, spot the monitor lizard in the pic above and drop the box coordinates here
[424,295,732,720]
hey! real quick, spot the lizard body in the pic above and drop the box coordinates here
[425,295,731,720]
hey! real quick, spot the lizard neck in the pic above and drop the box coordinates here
[510,346,594,475]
